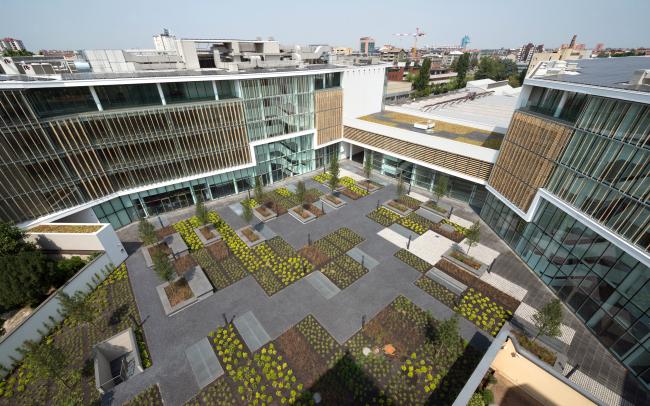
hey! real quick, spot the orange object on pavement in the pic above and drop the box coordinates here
[384,344,396,355]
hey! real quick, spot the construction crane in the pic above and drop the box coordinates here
[394,28,426,60]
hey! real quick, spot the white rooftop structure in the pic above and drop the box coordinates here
[386,86,520,133]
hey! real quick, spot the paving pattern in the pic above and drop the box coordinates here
[109,162,647,406]
[304,271,340,299]
[185,338,223,389]
[234,311,272,353]
[515,302,576,345]
[409,230,454,265]
[480,271,529,301]
[562,363,634,406]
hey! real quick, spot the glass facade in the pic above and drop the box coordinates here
[525,86,588,122]
[25,87,98,118]
[367,150,487,208]
[160,81,214,104]
[481,193,650,388]
[547,97,650,251]
[95,84,162,110]
[94,137,334,229]
[240,76,314,142]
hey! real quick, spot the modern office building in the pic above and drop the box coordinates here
[0,64,385,230]
[359,37,376,55]
[480,57,650,389]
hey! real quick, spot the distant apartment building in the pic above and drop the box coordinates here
[529,35,591,71]
[378,45,406,63]
[0,37,25,53]
[359,37,375,55]
[442,50,463,67]
[517,43,544,63]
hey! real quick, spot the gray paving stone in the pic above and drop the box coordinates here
[255,222,277,239]
[305,271,340,299]
[347,247,379,270]
[234,311,271,353]
[185,337,223,389]
[388,223,420,241]
[228,203,243,216]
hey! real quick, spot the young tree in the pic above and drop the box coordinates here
[195,199,209,225]
[433,315,460,358]
[0,251,50,308]
[138,218,157,246]
[396,172,405,198]
[295,180,307,214]
[433,176,449,202]
[465,221,481,255]
[454,53,470,88]
[533,299,563,342]
[413,58,432,92]
[363,152,373,191]
[242,201,254,224]
[152,249,175,285]
[58,291,95,325]
[253,175,265,204]
[328,153,340,194]
[20,340,70,389]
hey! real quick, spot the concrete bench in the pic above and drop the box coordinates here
[426,268,467,296]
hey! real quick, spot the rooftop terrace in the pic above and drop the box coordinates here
[359,111,504,149]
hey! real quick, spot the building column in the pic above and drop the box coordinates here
[553,92,568,118]
[89,86,103,111]
[157,83,167,106]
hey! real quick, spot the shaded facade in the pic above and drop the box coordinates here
[481,62,650,388]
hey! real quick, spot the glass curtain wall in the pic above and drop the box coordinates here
[240,76,314,142]
[547,97,650,251]
[368,150,487,208]
[481,193,650,388]
[254,133,314,184]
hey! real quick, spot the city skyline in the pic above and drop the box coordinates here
[3,0,649,51]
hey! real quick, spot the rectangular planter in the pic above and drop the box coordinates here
[442,248,487,278]
[383,199,413,216]
[356,179,383,193]
[163,232,189,257]
[195,224,221,246]
[421,200,452,219]
[142,241,174,268]
[156,265,213,317]
[236,226,266,247]
[253,205,277,222]
[320,193,346,209]
[289,206,317,224]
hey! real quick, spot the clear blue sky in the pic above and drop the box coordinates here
[3,0,649,51]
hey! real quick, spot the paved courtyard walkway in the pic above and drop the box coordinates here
[109,162,648,406]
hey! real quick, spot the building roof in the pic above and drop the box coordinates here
[387,90,519,133]
[0,64,348,87]
[535,56,650,92]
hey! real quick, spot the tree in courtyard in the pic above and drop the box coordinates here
[533,299,563,342]
[295,180,307,214]
[328,153,340,194]
[253,175,265,204]
[242,201,253,224]
[138,218,157,246]
[58,291,95,325]
[0,221,35,256]
[0,251,51,308]
[432,314,460,359]
[19,340,70,389]
[413,58,432,92]
[433,176,449,202]
[465,221,481,255]
[363,152,373,191]
[195,199,209,225]
[396,171,405,198]
[152,249,175,285]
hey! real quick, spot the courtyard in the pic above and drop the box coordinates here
[1,162,645,406]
